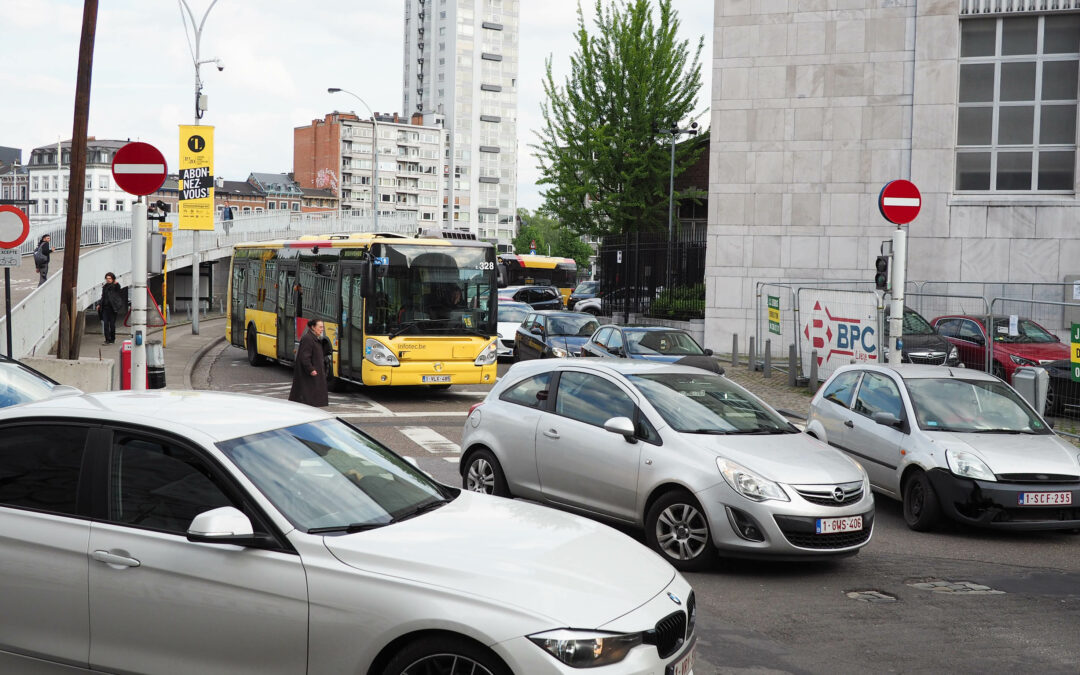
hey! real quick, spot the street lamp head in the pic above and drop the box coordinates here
[328,87,342,94]
[214,58,225,71]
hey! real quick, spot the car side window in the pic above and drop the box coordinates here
[958,320,984,343]
[608,329,624,354]
[0,424,88,516]
[593,327,612,350]
[555,371,636,427]
[822,371,861,408]
[936,319,958,338]
[499,372,553,409]
[853,373,903,420]
[107,433,236,534]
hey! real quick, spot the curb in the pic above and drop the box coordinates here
[184,335,227,390]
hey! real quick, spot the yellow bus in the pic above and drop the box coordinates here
[497,253,578,304]
[226,232,499,388]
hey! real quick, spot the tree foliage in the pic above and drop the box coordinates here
[512,209,595,269]
[534,0,704,238]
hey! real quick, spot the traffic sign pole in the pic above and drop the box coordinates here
[0,205,30,358]
[131,199,148,390]
[889,228,906,366]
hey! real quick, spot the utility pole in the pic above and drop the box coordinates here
[57,0,98,360]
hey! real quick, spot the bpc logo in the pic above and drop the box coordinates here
[803,301,877,367]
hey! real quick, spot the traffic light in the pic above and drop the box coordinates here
[874,256,889,291]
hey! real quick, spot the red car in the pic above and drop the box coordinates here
[931,315,1069,383]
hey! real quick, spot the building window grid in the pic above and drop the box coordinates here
[956,15,1079,193]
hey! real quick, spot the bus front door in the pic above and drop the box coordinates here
[339,267,366,382]
[229,261,247,346]
[277,262,299,361]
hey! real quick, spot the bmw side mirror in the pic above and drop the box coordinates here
[187,506,270,547]
[871,411,901,428]
[603,416,637,443]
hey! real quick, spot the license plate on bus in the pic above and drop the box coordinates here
[667,642,694,675]
[422,375,451,384]
[815,516,862,534]
[1017,491,1072,506]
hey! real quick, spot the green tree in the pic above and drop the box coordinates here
[534,0,704,238]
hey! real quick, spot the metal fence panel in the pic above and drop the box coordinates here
[597,226,706,320]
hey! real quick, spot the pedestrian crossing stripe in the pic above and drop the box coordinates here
[399,427,461,454]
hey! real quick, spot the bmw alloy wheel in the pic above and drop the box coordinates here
[655,503,709,561]
[400,653,496,675]
[466,457,494,493]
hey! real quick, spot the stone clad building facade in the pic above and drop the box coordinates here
[707,0,1080,350]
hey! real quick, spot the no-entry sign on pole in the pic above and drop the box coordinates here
[0,204,30,250]
[878,180,921,225]
[112,142,168,196]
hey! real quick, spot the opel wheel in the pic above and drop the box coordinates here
[645,491,714,572]
[462,449,510,497]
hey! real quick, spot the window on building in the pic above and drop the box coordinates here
[268,201,276,210]
[31,177,38,191]
[956,15,1080,192]
[42,200,49,215]
[291,202,300,211]
[116,201,125,212]
[99,175,109,190]
[99,200,108,211]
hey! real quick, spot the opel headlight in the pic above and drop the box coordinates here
[946,449,996,482]
[1009,354,1038,367]
[364,338,399,367]
[716,458,789,502]
[474,341,498,366]
[551,347,569,358]
[528,629,642,668]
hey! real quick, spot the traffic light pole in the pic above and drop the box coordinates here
[131,198,148,390]
[888,227,906,366]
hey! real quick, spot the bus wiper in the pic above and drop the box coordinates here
[307,521,389,534]
[389,322,419,340]
[387,498,449,524]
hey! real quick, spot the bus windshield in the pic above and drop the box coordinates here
[368,243,497,337]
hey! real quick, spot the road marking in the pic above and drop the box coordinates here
[399,427,461,454]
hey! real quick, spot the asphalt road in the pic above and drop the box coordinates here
[197,346,1080,674]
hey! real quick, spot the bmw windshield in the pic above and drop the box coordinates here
[218,419,453,532]
[366,243,497,337]
[629,372,798,434]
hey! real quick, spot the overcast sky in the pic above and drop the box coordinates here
[0,0,713,210]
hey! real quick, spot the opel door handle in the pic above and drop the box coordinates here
[543,429,560,439]
[844,420,854,428]
[92,550,141,568]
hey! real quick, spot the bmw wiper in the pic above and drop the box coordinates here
[723,428,798,435]
[387,498,450,524]
[975,428,1035,435]
[682,428,734,434]
[306,521,389,534]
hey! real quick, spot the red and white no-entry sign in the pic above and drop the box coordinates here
[878,180,921,225]
[111,142,168,196]
[0,205,30,249]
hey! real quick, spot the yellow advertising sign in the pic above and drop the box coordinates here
[178,125,215,231]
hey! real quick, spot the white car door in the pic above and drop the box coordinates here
[87,429,308,675]
[536,370,643,520]
[0,423,92,668]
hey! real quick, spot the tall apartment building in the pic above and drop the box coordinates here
[294,111,446,226]
[403,0,519,248]
[26,139,134,219]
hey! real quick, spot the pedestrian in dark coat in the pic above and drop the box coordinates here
[33,235,52,287]
[96,272,126,345]
[288,319,329,407]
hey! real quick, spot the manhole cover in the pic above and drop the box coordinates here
[846,590,897,603]
[906,578,1005,595]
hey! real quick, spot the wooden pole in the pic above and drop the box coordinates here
[58,0,99,360]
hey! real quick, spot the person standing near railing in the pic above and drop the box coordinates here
[33,234,52,287]
[96,272,127,345]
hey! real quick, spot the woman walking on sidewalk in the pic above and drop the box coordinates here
[96,272,126,345]
[288,319,328,407]
[33,234,52,287]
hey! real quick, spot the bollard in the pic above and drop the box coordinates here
[749,337,756,372]
[788,344,798,387]
[764,339,772,378]
[732,334,739,367]
[809,350,819,392]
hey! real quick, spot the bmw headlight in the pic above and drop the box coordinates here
[946,449,996,482]
[551,347,569,358]
[364,338,399,367]
[528,629,642,668]
[716,458,789,502]
[1010,354,1038,367]
[474,341,498,366]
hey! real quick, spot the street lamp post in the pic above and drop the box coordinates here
[179,0,223,335]
[658,121,698,293]
[328,88,379,231]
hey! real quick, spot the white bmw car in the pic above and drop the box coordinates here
[0,391,695,674]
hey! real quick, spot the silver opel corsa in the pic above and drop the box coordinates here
[460,360,874,570]
[0,391,696,675]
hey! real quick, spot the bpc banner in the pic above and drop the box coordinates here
[798,289,881,381]
[178,125,214,231]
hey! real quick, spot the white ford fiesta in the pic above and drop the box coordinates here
[0,391,696,674]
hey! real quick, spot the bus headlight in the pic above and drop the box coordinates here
[365,339,400,367]
[475,341,498,366]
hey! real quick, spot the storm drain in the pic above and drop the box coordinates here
[846,590,897,603]
[906,578,1005,595]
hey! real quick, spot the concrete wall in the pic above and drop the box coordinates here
[24,356,115,393]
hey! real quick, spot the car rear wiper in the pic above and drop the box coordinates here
[387,498,450,524]
[307,521,390,534]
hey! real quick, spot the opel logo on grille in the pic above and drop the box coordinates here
[833,487,846,502]
[667,592,682,605]
[433,362,443,372]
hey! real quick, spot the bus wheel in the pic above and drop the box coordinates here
[246,327,267,367]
